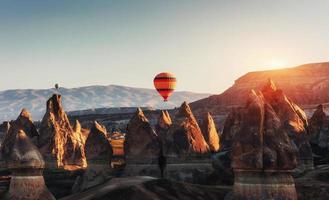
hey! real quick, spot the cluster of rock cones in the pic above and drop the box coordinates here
[0,79,324,200]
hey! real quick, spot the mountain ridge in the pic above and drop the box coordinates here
[190,62,329,116]
[0,84,211,123]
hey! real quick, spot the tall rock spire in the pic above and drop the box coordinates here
[201,112,220,153]
[38,94,86,168]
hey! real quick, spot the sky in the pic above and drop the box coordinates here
[0,0,329,94]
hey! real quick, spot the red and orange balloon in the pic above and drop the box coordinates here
[153,72,177,102]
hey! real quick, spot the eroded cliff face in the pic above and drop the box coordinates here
[124,108,160,163]
[38,94,87,168]
[191,62,329,116]
[228,90,298,200]
[166,102,210,157]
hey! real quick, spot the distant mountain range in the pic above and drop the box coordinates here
[191,62,329,116]
[0,85,211,122]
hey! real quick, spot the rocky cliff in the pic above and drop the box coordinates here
[191,62,329,116]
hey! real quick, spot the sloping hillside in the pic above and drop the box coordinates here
[191,62,329,116]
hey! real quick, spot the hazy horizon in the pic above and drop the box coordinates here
[1,0,329,93]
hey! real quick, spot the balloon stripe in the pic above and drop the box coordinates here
[154,77,176,81]
[154,82,176,89]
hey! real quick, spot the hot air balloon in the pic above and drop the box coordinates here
[55,83,59,90]
[153,72,176,102]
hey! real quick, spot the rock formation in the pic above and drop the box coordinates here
[227,90,298,200]
[261,79,313,170]
[38,94,87,168]
[308,105,329,165]
[1,122,55,200]
[201,112,220,153]
[155,111,172,148]
[222,80,313,170]
[309,105,328,147]
[221,108,243,151]
[124,108,160,163]
[74,121,112,192]
[64,120,87,169]
[15,108,39,139]
[85,121,112,162]
[166,102,210,157]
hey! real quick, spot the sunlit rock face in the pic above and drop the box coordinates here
[1,122,55,200]
[227,90,298,200]
[124,108,160,163]
[165,102,210,157]
[261,80,313,171]
[64,120,87,169]
[201,112,220,153]
[38,94,87,168]
[85,121,112,162]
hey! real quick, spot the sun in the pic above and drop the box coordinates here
[266,60,287,70]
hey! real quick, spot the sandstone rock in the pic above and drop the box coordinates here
[156,111,172,148]
[166,102,209,157]
[1,122,55,200]
[72,165,111,193]
[261,80,313,170]
[124,108,160,163]
[85,121,112,162]
[228,90,298,200]
[308,105,329,165]
[201,112,220,153]
[221,108,243,151]
[64,120,87,169]
[309,105,328,146]
[223,80,314,171]
[15,108,39,139]
[38,94,86,168]
[231,90,298,170]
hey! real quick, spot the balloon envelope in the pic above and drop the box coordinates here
[153,72,176,101]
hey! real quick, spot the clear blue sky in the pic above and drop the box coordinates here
[0,0,329,93]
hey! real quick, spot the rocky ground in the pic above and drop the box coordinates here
[60,176,230,200]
